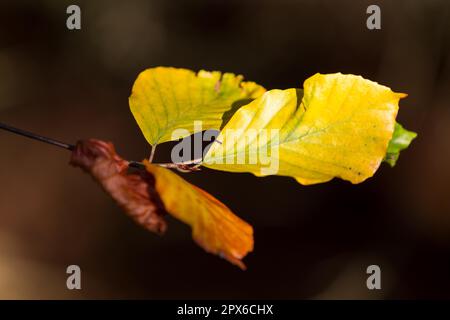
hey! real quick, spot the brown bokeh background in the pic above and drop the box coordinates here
[0,0,449,299]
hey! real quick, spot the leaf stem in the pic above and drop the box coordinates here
[149,145,157,163]
[0,122,75,150]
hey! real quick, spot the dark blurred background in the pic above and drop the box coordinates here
[0,0,449,299]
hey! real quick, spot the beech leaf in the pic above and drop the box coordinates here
[129,67,265,146]
[145,162,254,270]
[384,122,417,166]
[204,73,409,185]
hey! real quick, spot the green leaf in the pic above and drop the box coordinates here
[203,73,408,185]
[129,67,265,146]
[384,122,417,166]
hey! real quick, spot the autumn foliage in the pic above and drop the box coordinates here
[67,67,416,269]
[70,139,253,269]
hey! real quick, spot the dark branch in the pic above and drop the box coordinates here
[0,122,202,172]
[0,122,75,150]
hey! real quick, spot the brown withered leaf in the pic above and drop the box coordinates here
[70,139,253,269]
[70,139,167,234]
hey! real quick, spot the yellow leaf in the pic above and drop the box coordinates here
[144,161,254,269]
[203,73,406,185]
[129,67,265,146]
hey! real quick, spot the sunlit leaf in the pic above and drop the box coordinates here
[145,162,253,269]
[204,73,408,185]
[384,122,417,166]
[129,67,265,146]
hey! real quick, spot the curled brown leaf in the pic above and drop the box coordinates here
[70,139,167,235]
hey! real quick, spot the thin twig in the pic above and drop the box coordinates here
[0,122,75,150]
[0,122,203,172]
[128,161,146,170]
[157,161,202,172]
